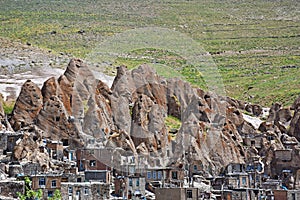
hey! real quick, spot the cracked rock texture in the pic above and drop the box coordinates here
[4,59,300,177]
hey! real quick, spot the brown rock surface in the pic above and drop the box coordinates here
[10,80,43,130]
[288,96,300,141]
[36,59,114,146]
[0,96,4,118]
[110,64,245,175]
[6,59,300,178]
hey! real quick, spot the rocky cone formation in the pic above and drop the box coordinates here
[289,96,300,141]
[10,80,43,130]
[4,58,300,177]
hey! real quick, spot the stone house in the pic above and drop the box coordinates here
[155,187,199,200]
[145,167,184,187]
[226,174,249,189]
[273,190,300,200]
[112,153,159,177]
[222,189,263,200]
[145,167,165,183]
[8,162,23,177]
[243,134,263,150]
[31,173,62,199]
[61,172,84,183]
[211,177,225,190]
[294,169,300,189]
[0,131,22,155]
[282,138,298,150]
[225,163,249,189]
[63,161,78,176]
[76,148,112,172]
[118,154,144,176]
[46,140,64,161]
[0,179,24,199]
[272,149,300,181]
[246,160,264,188]
[168,168,185,187]
[226,163,246,175]
[84,170,111,183]
[61,181,110,200]
[63,148,76,162]
[114,175,146,199]
[275,150,292,162]
[22,162,42,176]
[261,179,282,190]
[189,160,204,175]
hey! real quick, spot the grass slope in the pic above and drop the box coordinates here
[0,0,299,106]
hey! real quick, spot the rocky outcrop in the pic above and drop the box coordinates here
[10,80,43,130]
[36,95,79,142]
[13,59,114,147]
[109,64,245,175]
[83,80,114,139]
[4,58,300,178]
[289,95,300,141]
[0,96,4,119]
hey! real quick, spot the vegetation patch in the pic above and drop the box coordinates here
[0,0,299,106]
[2,100,15,114]
[165,115,182,141]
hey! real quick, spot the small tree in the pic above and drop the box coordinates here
[48,189,62,200]
[17,177,43,200]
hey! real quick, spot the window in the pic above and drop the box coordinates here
[194,165,197,171]
[39,178,45,186]
[69,152,74,161]
[68,187,73,195]
[56,116,60,122]
[292,193,296,200]
[48,191,53,197]
[187,190,193,198]
[136,179,139,187]
[79,162,84,171]
[51,180,57,188]
[147,171,152,179]
[89,160,96,167]
[129,178,133,186]
[172,171,178,180]
[267,136,274,141]
[157,171,162,179]
[62,139,68,146]
[84,187,89,195]
[242,177,247,186]
[185,164,189,170]
[153,171,157,179]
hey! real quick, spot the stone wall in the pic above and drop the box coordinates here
[0,179,24,198]
[61,182,109,200]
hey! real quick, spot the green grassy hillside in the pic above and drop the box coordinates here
[0,0,299,106]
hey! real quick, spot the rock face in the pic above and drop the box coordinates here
[0,96,4,119]
[9,80,43,130]
[5,59,300,177]
[9,59,115,148]
[289,96,300,141]
[109,65,245,174]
